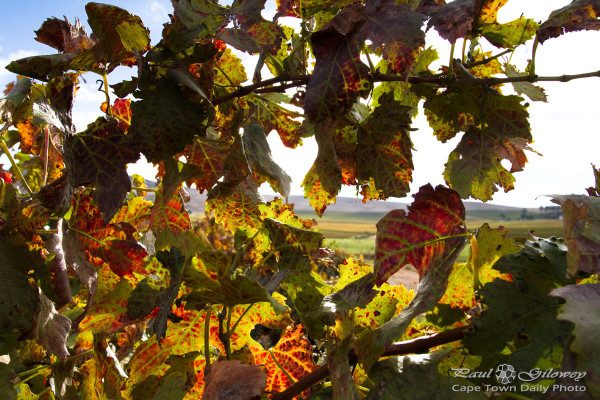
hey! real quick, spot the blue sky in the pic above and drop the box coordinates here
[1,0,600,208]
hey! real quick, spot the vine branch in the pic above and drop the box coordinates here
[271,326,470,400]
[212,68,600,107]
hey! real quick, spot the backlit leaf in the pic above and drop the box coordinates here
[74,3,150,72]
[427,0,479,44]
[357,93,414,199]
[255,325,318,397]
[217,0,286,54]
[537,0,600,44]
[374,184,467,284]
[302,122,342,216]
[253,93,303,149]
[206,177,263,232]
[64,116,139,223]
[35,290,71,360]
[504,64,547,102]
[481,17,538,48]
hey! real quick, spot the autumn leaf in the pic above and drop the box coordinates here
[64,116,139,223]
[305,0,424,122]
[302,121,342,216]
[255,325,318,398]
[357,93,414,199]
[504,64,548,102]
[537,0,600,44]
[374,184,467,284]
[253,93,303,149]
[180,137,233,193]
[34,16,97,53]
[72,3,150,72]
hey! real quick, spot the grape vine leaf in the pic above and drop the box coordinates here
[129,67,210,164]
[0,237,44,354]
[302,121,342,216]
[253,93,303,149]
[242,123,292,199]
[183,249,287,314]
[305,0,424,122]
[537,0,600,44]
[203,360,267,400]
[0,78,32,124]
[127,249,185,344]
[366,351,486,399]
[481,17,538,48]
[355,184,467,370]
[374,184,467,284]
[217,0,286,54]
[550,194,600,276]
[504,64,548,102]
[180,137,233,193]
[5,54,77,82]
[463,236,575,372]
[551,283,600,398]
[206,176,264,232]
[254,325,318,397]
[66,192,149,279]
[442,91,532,201]
[427,0,481,44]
[34,16,97,53]
[164,0,227,52]
[35,291,71,360]
[439,223,519,311]
[73,3,150,72]
[64,116,139,223]
[357,94,414,199]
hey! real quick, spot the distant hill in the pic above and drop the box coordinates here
[137,178,545,220]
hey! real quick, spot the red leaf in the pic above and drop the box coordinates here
[374,184,467,285]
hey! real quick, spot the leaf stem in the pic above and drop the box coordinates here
[269,349,297,384]
[470,234,481,291]
[102,71,111,115]
[529,37,539,78]
[230,303,254,336]
[41,126,50,187]
[447,43,455,81]
[0,139,34,196]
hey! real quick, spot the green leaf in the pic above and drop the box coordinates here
[242,123,292,199]
[183,250,287,314]
[537,0,600,44]
[357,94,414,199]
[127,249,185,344]
[320,273,378,321]
[550,194,600,276]
[64,116,140,223]
[442,91,532,201]
[302,122,342,216]
[504,64,548,102]
[6,54,76,81]
[481,17,538,48]
[0,78,32,123]
[152,352,200,400]
[463,236,575,372]
[0,238,43,354]
[129,70,209,164]
[366,351,486,400]
[551,283,600,398]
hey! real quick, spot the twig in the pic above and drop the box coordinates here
[213,75,309,105]
[271,326,469,400]
[464,49,512,69]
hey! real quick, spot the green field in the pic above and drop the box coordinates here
[302,211,565,261]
